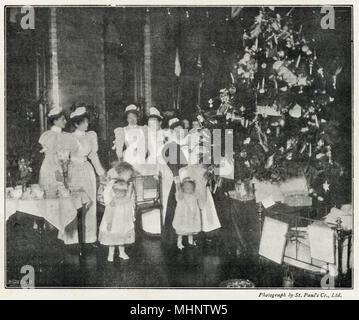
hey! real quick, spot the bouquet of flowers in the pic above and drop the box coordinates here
[17,158,33,190]
[55,150,71,189]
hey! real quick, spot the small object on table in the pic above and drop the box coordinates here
[11,186,23,199]
[6,187,14,198]
[283,192,312,207]
[30,184,45,200]
[234,180,255,201]
[219,279,255,288]
[22,187,32,200]
[57,185,71,198]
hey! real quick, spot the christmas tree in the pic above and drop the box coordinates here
[199,7,346,205]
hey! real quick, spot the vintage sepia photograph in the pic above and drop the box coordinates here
[4,4,353,290]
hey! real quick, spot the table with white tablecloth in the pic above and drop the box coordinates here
[6,191,90,235]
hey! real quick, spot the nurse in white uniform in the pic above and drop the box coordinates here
[141,107,172,234]
[58,107,106,244]
[38,107,70,196]
[114,104,147,173]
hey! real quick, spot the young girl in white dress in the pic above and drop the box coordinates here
[99,162,135,262]
[172,176,202,250]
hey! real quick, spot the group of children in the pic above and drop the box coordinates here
[99,161,205,262]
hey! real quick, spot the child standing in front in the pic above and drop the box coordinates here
[99,162,135,262]
[172,176,202,250]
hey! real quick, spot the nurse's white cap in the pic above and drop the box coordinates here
[47,107,63,117]
[149,107,163,120]
[125,104,139,113]
[70,106,87,118]
[168,117,182,129]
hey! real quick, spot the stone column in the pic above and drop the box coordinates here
[143,10,152,116]
[48,7,60,110]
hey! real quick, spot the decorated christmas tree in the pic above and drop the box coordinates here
[199,7,346,205]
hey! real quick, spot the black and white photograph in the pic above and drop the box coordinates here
[3,3,353,292]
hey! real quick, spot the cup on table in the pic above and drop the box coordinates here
[6,187,14,198]
[31,184,44,199]
[12,186,23,199]
[22,187,32,200]
[58,185,70,198]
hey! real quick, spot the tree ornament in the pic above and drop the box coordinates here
[323,180,330,192]
[302,44,309,53]
[300,143,307,153]
[208,99,214,108]
[243,137,251,144]
[289,103,302,118]
[277,50,285,59]
[332,65,342,90]
[317,139,324,147]
[265,154,275,169]
[327,146,333,164]
[229,85,237,94]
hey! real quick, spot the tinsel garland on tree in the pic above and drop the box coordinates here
[198,7,345,203]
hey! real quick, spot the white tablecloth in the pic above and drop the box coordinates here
[6,191,90,233]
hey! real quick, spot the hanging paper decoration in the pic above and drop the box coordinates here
[174,47,181,78]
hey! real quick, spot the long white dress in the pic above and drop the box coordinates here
[173,192,202,236]
[114,125,147,173]
[38,126,72,196]
[98,181,135,246]
[179,131,221,233]
[58,130,105,244]
[179,165,221,233]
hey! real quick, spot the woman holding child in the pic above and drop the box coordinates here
[160,117,189,245]
[161,116,221,248]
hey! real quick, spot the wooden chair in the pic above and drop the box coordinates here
[133,172,163,236]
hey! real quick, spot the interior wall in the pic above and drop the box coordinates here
[55,8,106,137]
[56,8,105,110]
[54,7,144,165]
[6,7,49,184]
